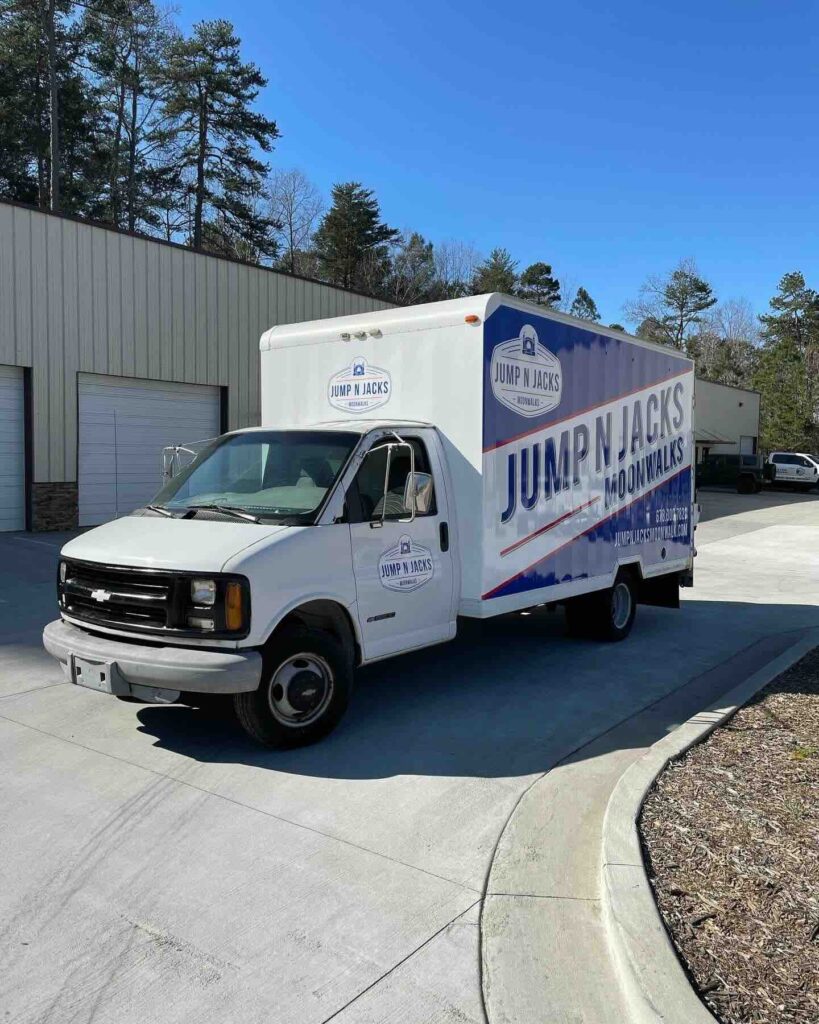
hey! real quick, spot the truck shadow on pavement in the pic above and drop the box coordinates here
[133,599,819,780]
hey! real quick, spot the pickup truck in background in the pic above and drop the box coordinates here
[766,452,819,491]
[695,453,773,493]
[43,294,697,748]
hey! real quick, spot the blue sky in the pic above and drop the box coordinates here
[179,1,818,324]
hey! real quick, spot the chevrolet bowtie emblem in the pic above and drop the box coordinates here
[90,588,111,603]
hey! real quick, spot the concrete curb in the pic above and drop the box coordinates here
[600,628,819,1024]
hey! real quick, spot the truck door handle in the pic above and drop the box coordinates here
[439,522,449,552]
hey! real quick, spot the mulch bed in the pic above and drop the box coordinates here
[639,648,819,1024]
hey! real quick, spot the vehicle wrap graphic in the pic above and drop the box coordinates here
[328,357,391,413]
[482,305,694,600]
[490,324,562,417]
[379,535,434,592]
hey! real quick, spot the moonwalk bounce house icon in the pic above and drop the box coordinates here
[353,359,366,376]
[400,538,412,555]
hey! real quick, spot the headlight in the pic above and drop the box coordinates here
[191,578,216,606]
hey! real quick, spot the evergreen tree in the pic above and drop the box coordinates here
[517,261,560,306]
[625,258,716,350]
[81,0,174,232]
[753,336,809,452]
[312,182,398,292]
[161,19,280,257]
[472,248,518,294]
[570,285,599,321]
[0,0,105,214]
[197,214,259,262]
[755,272,819,450]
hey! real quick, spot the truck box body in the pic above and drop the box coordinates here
[261,294,695,617]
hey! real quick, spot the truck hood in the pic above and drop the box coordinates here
[61,516,288,572]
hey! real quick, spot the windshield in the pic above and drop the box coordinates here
[152,430,360,523]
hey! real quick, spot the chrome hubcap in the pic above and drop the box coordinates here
[611,582,632,630]
[267,652,334,727]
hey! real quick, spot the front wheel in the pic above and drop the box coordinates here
[234,626,353,748]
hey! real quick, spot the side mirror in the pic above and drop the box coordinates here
[403,471,433,515]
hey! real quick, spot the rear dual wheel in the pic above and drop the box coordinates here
[233,626,353,748]
[565,572,637,642]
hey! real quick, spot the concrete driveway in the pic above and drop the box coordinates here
[2,489,818,1024]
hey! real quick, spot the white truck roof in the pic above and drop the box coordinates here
[260,292,666,356]
[233,419,433,436]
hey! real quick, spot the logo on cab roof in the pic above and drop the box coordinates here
[490,325,562,418]
[328,357,392,413]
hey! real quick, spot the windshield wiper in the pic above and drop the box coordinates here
[146,504,174,517]
[184,503,261,524]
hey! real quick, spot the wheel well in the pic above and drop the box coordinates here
[271,601,360,665]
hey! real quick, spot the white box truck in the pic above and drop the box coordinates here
[44,294,696,747]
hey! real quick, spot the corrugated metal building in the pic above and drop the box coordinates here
[0,201,389,531]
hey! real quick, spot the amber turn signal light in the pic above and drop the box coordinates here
[225,582,244,631]
[464,314,480,324]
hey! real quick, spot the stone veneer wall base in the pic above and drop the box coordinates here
[31,483,79,531]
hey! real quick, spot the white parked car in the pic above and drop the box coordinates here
[767,452,819,490]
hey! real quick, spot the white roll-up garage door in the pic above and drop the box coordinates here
[78,374,221,527]
[0,365,25,532]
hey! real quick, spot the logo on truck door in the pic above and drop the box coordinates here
[490,325,562,418]
[378,535,434,592]
[328,357,392,413]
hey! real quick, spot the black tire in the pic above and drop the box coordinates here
[233,626,353,748]
[736,475,754,494]
[565,572,637,643]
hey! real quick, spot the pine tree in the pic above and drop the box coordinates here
[472,248,518,294]
[160,19,280,257]
[756,272,819,450]
[517,261,560,306]
[82,0,174,232]
[0,0,105,214]
[570,286,600,321]
[312,182,398,292]
[625,259,716,350]
[753,336,810,452]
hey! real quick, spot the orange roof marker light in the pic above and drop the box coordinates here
[465,314,481,324]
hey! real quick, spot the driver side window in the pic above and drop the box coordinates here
[347,438,436,524]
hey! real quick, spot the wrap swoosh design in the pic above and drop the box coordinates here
[481,304,695,603]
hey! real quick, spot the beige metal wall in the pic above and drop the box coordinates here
[0,201,389,485]
[694,378,761,456]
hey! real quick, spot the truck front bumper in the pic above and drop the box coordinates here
[43,619,263,702]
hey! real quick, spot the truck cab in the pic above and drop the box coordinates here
[45,421,459,746]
